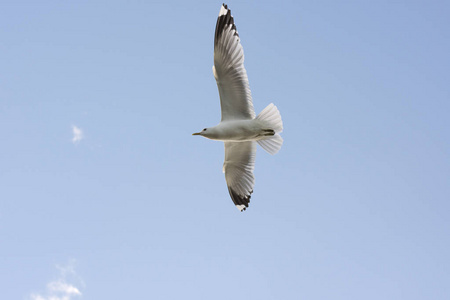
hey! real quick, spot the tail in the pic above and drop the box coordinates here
[256,103,283,155]
[256,103,283,133]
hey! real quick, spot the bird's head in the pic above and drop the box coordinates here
[192,128,208,137]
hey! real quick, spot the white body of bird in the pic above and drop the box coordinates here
[196,120,274,142]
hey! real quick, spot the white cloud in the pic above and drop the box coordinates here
[29,260,83,300]
[72,125,84,144]
[48,280,81,295]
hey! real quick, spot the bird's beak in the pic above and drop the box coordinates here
[192,132,201,136]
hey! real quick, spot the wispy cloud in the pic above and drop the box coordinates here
[72,125,84,144]
[29,260,84,300]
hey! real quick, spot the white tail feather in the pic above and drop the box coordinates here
[257,134,283,155]
[256,103,283,133]
[256,103,283,155]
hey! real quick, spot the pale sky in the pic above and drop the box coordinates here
[1,1,449,299]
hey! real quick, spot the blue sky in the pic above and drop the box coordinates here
[1,1,449,299]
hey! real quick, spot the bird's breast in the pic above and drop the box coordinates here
[211,120,263,141]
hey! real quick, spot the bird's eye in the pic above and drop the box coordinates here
[203,128,207,131]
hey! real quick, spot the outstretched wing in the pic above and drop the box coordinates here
[213,4,255,121]
[223,141,256,211]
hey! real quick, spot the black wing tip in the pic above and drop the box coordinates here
[215,3,239,46]
[228,187,252,212]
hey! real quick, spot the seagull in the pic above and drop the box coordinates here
[193,4,283,211]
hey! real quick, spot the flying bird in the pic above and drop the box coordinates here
[193,4,283,211]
